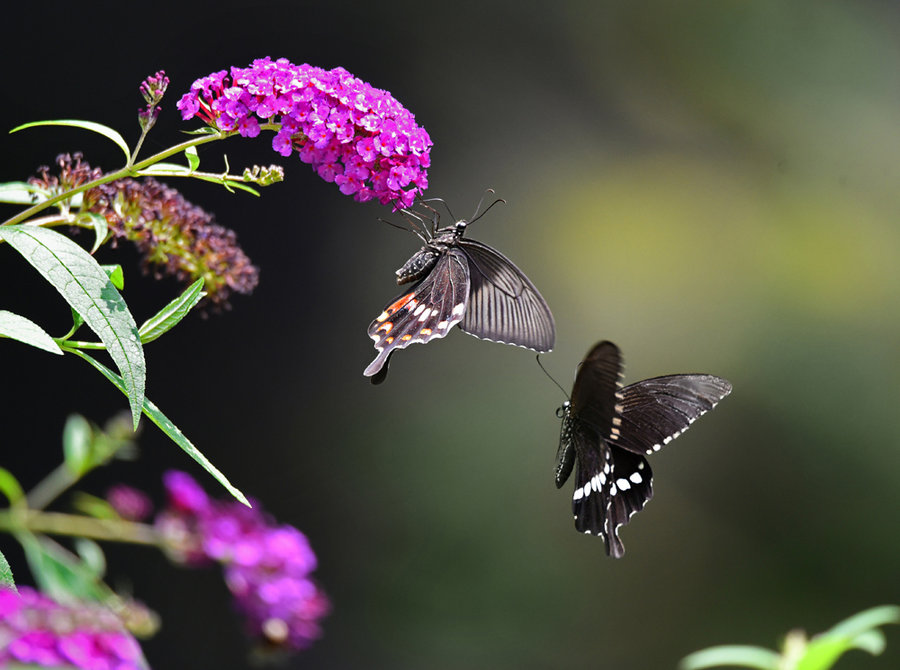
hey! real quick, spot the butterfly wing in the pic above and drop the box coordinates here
[364,249,470,382]
[569,426,653,558]
[561,342,730,557]
[611,374,733,456]
[456,238,555,352]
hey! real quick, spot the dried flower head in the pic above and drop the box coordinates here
[155,471,329,652]
[0,587,148,669]
[30,154,259,308]
[177,57,432,209]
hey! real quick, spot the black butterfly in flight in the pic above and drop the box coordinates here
[364,199,556,384]
[556,341,732,557]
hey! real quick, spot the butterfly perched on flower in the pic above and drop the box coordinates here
[364,197,556,384]
[556,341,732,557]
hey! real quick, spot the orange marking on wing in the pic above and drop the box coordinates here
[375,311,389,323]
[385,336,394,344]
[420,328,432,336]
[386,292,416,316]
[377,322,393,333]
[401,334,412,341]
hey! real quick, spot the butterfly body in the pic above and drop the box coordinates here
[365,206,555,383]
[395,222,465,284]
[557,341,731,557]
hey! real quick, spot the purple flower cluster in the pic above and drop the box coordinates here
[155,471,329,651]
[177,57,432,208]
[107,484,153,521]
[138,70,169,132]
[0,587,147,669]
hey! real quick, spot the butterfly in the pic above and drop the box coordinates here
[364,198,556,384]
[555,341,732,557]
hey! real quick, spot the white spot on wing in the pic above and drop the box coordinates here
[629,472,642,484]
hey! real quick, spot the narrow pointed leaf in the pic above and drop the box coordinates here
[62,414,93,476]
[0,310,63,354]
[679,645,780,670]
[138,162,194,176]
[0,181,48,205]
[68,348,248,506]
[0,467,25,504]
[185,146,200,171]
[0,225,145,426]
[19,532,108,602]
[11,119,130,161]
[79,212,109,254]
[138,279,205,344]
[798,632,885,670]
[825,605,900,639]
[0,550,14,591]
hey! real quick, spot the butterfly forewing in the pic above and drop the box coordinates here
[613,375,733,457]
[570,341,624,434]
[364,249,469,379]
[457,238,555,353]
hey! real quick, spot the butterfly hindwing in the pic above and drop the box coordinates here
[569,419,654,558]
[456,238,555,353]
[364,249,469,381]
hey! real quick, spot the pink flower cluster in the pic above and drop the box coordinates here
[0,587,147,669]
[177,57,432,208]
[155,471,329,651]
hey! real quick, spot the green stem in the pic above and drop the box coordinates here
[26,463,80,510]
[0,509,160,546]
[57,340,107,350]
[1,131,233,227]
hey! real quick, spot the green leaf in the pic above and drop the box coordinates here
[825,605,900,639]
[138,162,194,176]
[68,348,248,506]
[72,492,120,520]
[0,181,48,205]
[62,414,93,476]
[74,538,107,579]
[101,264,125,290]
[196,175,260,196]
[679,645,780,670]
[138,279,205,344]
[0,467,25,504]
[185,146,200,171]
[19,532,108,602]
[0,310,63,355]
[0,550,15,591]
[10,119,130,162]
[0,225,145,427]
[78,212,110,254]
[796,606,900,670]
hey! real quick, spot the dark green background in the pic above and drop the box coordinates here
[2,1,899,668]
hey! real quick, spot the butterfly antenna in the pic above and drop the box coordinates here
[469,189,506,225]
[401,208,433,242]
[378,212,428,244]
[536,354,569,400]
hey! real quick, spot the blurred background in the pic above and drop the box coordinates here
[2,0,899,668]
